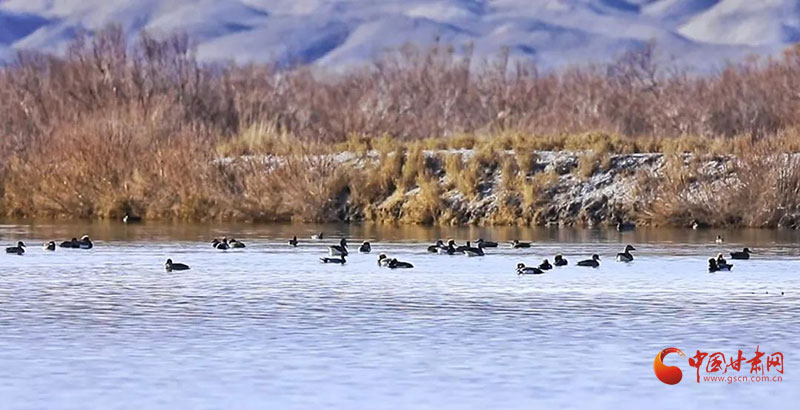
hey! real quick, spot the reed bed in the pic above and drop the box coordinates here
[3,26,800,227]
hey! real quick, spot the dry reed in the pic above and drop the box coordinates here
[3,26,800,226]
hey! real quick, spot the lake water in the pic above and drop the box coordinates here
[1,222,798,409]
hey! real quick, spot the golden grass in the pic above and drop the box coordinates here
[401,173,445,224]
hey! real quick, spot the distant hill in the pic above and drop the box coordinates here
[1,0,797,70]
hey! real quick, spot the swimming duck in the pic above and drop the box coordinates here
[616,221,636,232]
[715,253,731,268]
[476,238,498,248]
[730,248,751,260]
[212,238,230,250]
[463,243,485,257]
[510,240,531,249]
[43,241,56,251]
[539,259,552,270]
[691,220,710,230]
[165,259,190,272]
[438,240,458,255]
[454,240,470,253]
[329,238,348,256]
[708,258,732,272]
[388,258,414,269]
[289,236,299,247]
[377,253,396,267]
[616,245,636,262]
[60,238,79,248]
[228,238,246,248]
[78,235,93,249]
[320,255,346,264]
[5,241,25,255]
[427,240,444,253]
[517,263,544,275]
[577,254,601,268]
[311,232,324,240]
[715,235,724,244]
[359,241,372,253]
[122,214,142,224]
[554,254,568,266]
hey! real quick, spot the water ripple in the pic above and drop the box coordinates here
[0,225,798,409]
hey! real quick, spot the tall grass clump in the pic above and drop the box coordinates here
[402,173,445,224]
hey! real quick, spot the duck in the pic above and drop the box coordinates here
[715,235,724,244]
[212,238,230,250]
[78,235,93,249]
[517,263,544,275]
[165,259,190,272]
[708,258,732,272]
[438,240,458,255]
[377,253,391,267]
[5,241,25,255]
[476,238,498,248]
[730,248,751,260]
[311,232,324,240]
[388,258,414,269]
[691,220,710,230]
[615,245,636,262]
[454,240,470,253]
[427,240,444,253]
[510,240,532,249]
[554,254,568,266]
[43,241,56,251]
[288,236,299,247]
[715,253,732,269]
[328,238,348,256]
[539,259,552,270]
[359,241,372,253]
[228,238,246,248]
[616,221,636,232]
[60,238,79,248]
[320,255,346,264]
[122,214,142,224]
[463,243,485,257]
[577,254,601,268]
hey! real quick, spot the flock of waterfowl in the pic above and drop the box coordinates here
[516,240,753,275]
[2,229,755,275]
[708,247,751,272]
[296,236,415,269]
[6,235,93,255]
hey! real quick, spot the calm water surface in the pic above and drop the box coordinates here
[1,222,798,409]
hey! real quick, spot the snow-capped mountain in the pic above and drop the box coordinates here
[0,0,797,71]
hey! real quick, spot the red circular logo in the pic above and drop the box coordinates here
[654,347,685,385]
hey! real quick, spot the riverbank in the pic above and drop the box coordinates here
[3,28,800,227]
[211,148,798,229]
[6,144,797,228]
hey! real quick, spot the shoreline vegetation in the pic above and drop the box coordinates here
[3,26,800,228]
